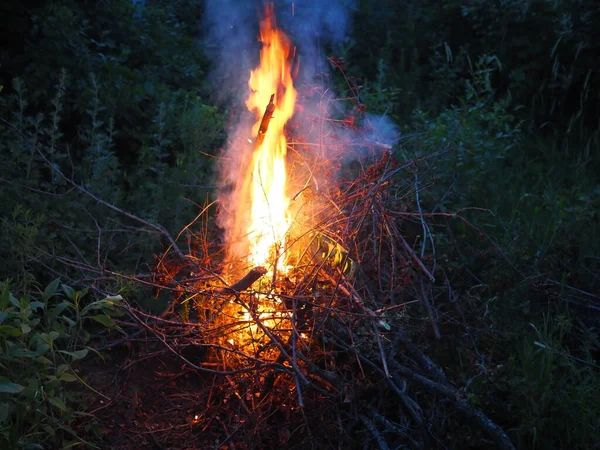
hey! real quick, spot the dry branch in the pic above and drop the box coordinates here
[390,361,516,450]
[360,414,390,450]
[216,266,268,294]
[331,334,515,450]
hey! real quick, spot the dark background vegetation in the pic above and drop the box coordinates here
[1,0,598,449]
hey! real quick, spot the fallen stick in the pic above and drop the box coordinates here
[360,414,390,450]
[390,361,516,450]
[398,233,435,282]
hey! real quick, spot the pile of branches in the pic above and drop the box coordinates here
[104,149,515,450]
[6,95,515,448]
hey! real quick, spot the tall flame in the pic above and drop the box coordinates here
[243,10,296,271]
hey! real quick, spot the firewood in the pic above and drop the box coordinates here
[217,266,267,294]
[256,93,275,146]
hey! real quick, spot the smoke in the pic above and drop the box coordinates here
[203,0,258,105]
[363,113,400,150]
[279,0,356,44]
[276,0,358,82]
[203,0,358,103]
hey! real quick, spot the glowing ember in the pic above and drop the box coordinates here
[243,8,296,272]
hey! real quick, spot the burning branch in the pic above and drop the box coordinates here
[217,266,268,294]
[256,93,275,147]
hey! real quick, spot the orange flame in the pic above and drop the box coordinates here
[244,10,296,271]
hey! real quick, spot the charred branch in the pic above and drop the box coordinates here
[256,93,275,147]
[217,266,268,294]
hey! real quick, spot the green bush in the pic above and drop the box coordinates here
[404,55,521,213]
[349,0,600,156]
[403,54,598,294]
[0,280,123,449]
[0,66,224,286]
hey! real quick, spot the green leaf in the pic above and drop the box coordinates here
[110,308,127,317]
[61,317,76,330]
[44,279,61,301]
[8,295,20,309]
[85,345,105,362]
[0,311,7,325]
[48,301,72,323]
[62,285,75,300]
[24,444,45,450]
[40,332,58,344]
[0,325,21,337]
[59,373,78,383]
[0,381,24,394]
[12,349,39,358]
[35,342,51,356]
[48,396,68,413]
[90,315,116,328]
[56,364,69,376]
[30,301,45,310]
[59,349,88,360]
[21,323,32,335]
[37,355,52,365]
[81,297,123,316]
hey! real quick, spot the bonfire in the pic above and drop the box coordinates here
[87,7,515,450]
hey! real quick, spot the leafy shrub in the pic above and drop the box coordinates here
[349,0,600,156]
[406,55,521,213]
[0,280,123,449]
[1,65,224,286]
